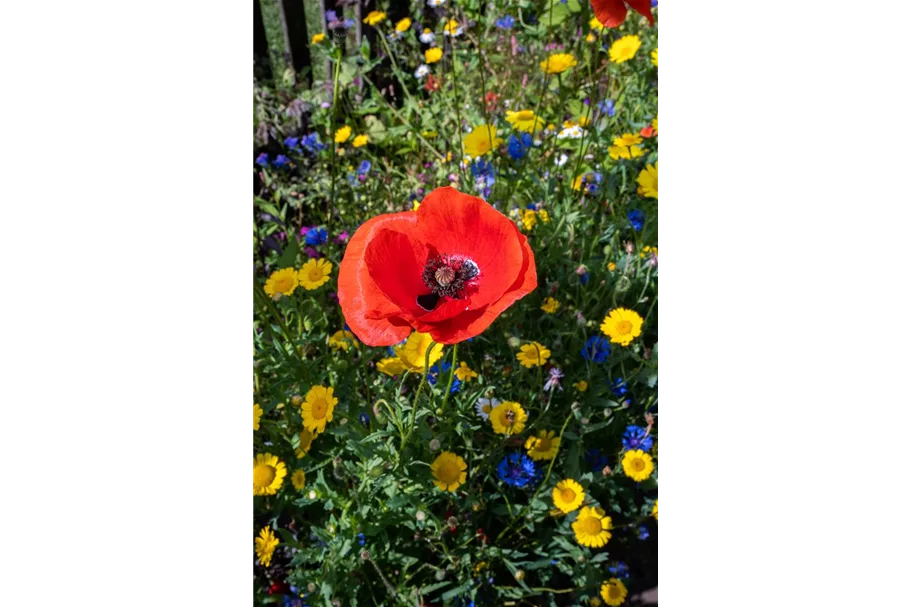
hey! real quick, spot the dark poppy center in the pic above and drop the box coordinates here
[417,255,480,310]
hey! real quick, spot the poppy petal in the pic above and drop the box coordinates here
[364,228,429,318]
[591,0,628,27]
[415,187,524,310]
[338,212,417,345]
[624,0,655,25]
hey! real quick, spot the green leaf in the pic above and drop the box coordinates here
[276,234,299,269]
[567,0,583,13]
[365,115,388,143]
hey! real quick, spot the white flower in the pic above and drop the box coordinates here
[419,29,436,44]
[427,0,446,6]
[554,153,569,166]
[416,510,426,521]
[475,398,501,421]
[414,64,430,79]
[557,125,584,140]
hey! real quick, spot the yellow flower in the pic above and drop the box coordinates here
[254,403,263,431]
[651,48,658,67]
[590,17,604,32]
[552,478,584,512]
[609,35,641,63]
[254,453,287,496]
[301,385,337,433]
[395,17,412,32]
[652,116,658,133]
[590,598,603,607]
[422,130,438,139]
[637,163,658,198]
[600,308,644,346]
[572,506,612,548]
[621,449,654,482]
[526,430,561,461]
[291,469,306,490]
[442,19,463,36]
[334,125,351,143]
[299,258,332,290]
[608,145,644,160]
[377,357,407,376]
[395,331,444,371]
[311,33,325,44]
[505,110,545,133]
[540,53,578,74]
[352,134,368,148]
[431,451,467,492]
[614,133,643,147]
[489,401,528,435]
[574,380,589,392]
[463,125,503,157]
[541,297,560,314]
[255,526,279,567]
[264,267,298,297]
[600,578,628,606]
[412,200,421,211]
[455,362,478,382]
[652,500,658,521]
[516,341,551,368]
[520,209,538,231]
[328,330,356,352]
[538,209,551,223]
[586,32,596,43]
[425,47,443,63]
[363,11,386,26]
[295,428,315,458]
[572,175,583,191]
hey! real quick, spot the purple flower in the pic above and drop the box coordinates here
[543,367,564,392]
[621,425,654,452]
[255,152,269,167]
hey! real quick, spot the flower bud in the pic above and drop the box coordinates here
[429,438,441,452]
[514,569,525,582]
[507,336,521,348]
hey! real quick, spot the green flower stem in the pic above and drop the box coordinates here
[440,343,458,413]
[377,32,416,105]
[447,32,467,182]
[496,411,575,544]
[361,73,445,162]
[400,342,435,457]
[327,52,342,230]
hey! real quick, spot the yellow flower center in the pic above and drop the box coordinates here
[615,320,632,335]
[254,464,276,487]
[276,276,294,291]
[517,110,534,121]
[560,488,576,502]
[536,436,553,451]
[632,457,645,471]
[608,586,621,599]
[437,462,459,483]
[482,404,492,414]
[308,267,323,282]
[311,398,328,420]
[581,516,602,535]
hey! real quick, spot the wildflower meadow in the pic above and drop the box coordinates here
[254,1,658,605]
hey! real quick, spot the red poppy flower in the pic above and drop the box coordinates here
[338,186,537,346]
[639,124,655,138]
[591,0,654,28]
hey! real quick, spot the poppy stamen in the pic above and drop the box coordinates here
[421,255,480,305]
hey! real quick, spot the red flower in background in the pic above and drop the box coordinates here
[338,187,537,345]
[591,0,654,28]
[639,124,655,138]
[424,74,441,93]
[485,91,499,111]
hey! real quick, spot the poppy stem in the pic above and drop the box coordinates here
[440,343,459,413]
[400,341,435,457]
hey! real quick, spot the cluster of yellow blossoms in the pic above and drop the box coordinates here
[263,259,332,298]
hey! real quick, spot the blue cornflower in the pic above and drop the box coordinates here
[326,10,338,22]
[470,158,496,200]
[638,525,650,540]
[621,425,654,452]
[497,453,538,488]
[611,377,629,396]
[284,136,300,150]
[581,336,611,363]
[583,171,603,194]
[628,209,646,231]
[652,0,658,7]
[599,99,616,118]
[357,533,366,546]
[357,160,372,175]
[507,132,533,160]
[272,154,290,169]
[580,272,590,286]
[494,15,515,30]
[300,133,326,154]
[428,361,461,393]
[305,227,328,246]
[359,412,370,427]
[255,152,269,167]
[608,562,630,579]
[585,449,609,474]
